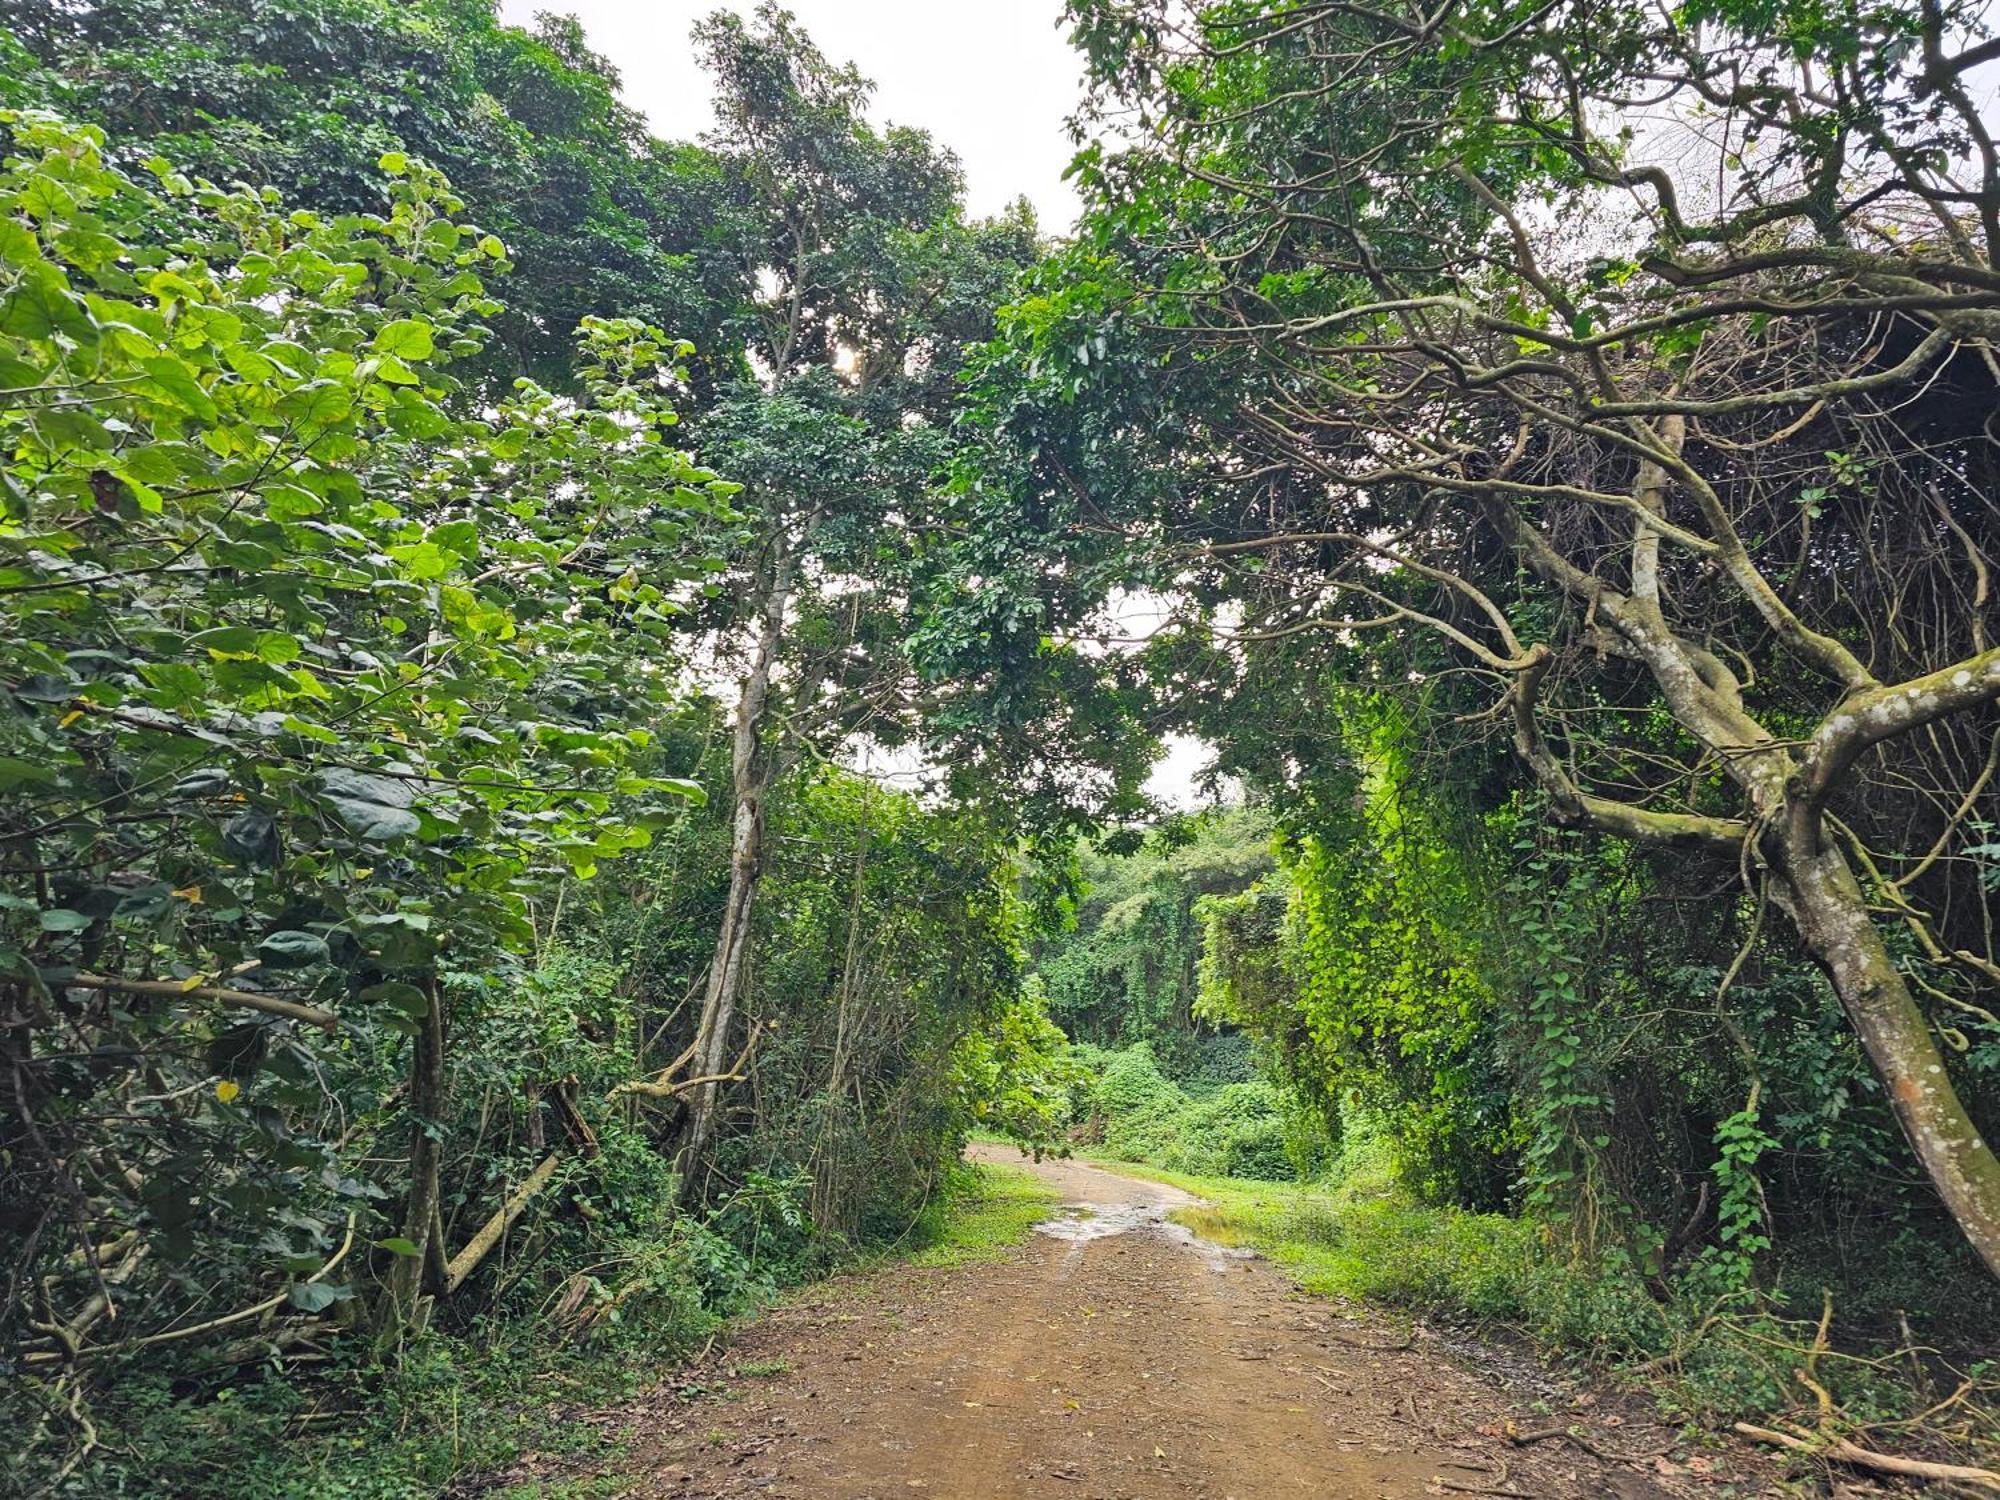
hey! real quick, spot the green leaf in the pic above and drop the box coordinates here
[223,810,282,867]
[188,626,259,661]
[0,757,58,790]
[317,768,421,841]
[254,631,301,665]
[390,540,451,580]
[372,319,435,361]
[375,1237,423,1258]
[139,356,218,420]
[1,264,94,341]
[257,929,329,968]
[358,980,430,1020]
[288,1280,350,1313]
[0,218,44,267]
[277,380,354,427]
[373,353,421,386]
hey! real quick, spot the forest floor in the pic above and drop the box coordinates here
[516,1145,1794,1499]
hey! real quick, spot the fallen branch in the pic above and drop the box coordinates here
[443,1152,562,1295]
[21,1215,356,1365]
[1734,1423,2000,1493]
[1432,1457,1523,1497]
[64,972,338,1030]
[608,1025,764,1102]
[1509,1423,1675,1463]
[611,1066,747,1101]
[1327,1329,1414,1352]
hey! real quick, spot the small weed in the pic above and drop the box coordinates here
[738,1359,791,1377]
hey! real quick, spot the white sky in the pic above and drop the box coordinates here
[495,0,1085,230]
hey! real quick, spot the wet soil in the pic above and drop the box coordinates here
[520,1148,1783,1498]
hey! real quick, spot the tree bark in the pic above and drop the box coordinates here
[681,536,795,1179]
[1775,838,2000,1278]
[376,976,444,1338]
[1504,524,2000,1276]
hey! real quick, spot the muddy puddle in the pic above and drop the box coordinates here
[1033,1199,1254,1272]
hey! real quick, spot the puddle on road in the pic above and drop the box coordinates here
[1035,1202,1161,1243]
[1034,1201,1254,1272]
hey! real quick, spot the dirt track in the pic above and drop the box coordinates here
[570,1148,1765,1498]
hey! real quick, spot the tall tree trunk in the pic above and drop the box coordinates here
[811,795,872,1230]
[376,976,444,1339]
[682,538,795,1179]
[1776,838,2000,1277]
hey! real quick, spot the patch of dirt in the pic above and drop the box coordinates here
[505,1147,1788,1498]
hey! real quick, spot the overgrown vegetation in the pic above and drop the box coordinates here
[7,0,2000,1490]
[1141,1145,2000,1451]
[0,6,1056,1491]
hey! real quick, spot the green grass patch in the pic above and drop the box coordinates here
[906,1159,1062,1268]
[1100,1155,1691,1373]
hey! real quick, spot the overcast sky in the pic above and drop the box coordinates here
[495,0,1086,231]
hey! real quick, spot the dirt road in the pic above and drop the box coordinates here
[583,1148,1752,1499]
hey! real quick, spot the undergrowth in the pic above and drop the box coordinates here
[1065,1040,1326,1181]
[16,1160,1051,1499]
[903,1160,1062,1268]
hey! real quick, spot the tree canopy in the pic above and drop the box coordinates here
[7,0,2000,1489]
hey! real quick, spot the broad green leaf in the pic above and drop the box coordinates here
[372,319,435,361]
[317,768,421,841]
[256,930,329,968]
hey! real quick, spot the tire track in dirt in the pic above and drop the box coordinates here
[573,1148,1755,1499]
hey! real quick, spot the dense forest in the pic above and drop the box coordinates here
[3,0,2000,1493]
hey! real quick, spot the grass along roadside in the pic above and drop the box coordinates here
[1073,1150,2000,1489]
[1068,1153,1571,1335]
[906,1158,1064,1269]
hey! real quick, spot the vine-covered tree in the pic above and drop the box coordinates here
[934,0,2000,1271]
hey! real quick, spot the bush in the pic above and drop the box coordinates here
[1069,1043,1322,1181]
[1095,1041,1186,1115]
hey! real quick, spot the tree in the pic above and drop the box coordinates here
[949,0,2000,1272]
[675,4,1039,1169]
[0,108,728,1361]
[0,0,754,389]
